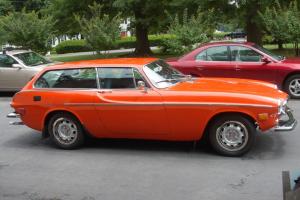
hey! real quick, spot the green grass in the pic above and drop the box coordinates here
[50,52,126,62]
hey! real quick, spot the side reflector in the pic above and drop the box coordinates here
[258,113,269,121]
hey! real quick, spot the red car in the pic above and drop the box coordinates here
[167,42,300,99]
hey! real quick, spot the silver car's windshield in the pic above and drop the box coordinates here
[143,60,185,89]
[14,52,52,67]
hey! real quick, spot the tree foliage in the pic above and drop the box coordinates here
[260,0,300,55]
[75,2,121,54]
[162,8,216,54]
[0,9,55,53]
[259,0,290,49]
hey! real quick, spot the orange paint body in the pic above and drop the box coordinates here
[11,58,288,141]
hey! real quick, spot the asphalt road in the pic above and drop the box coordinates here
[0,93,299,200]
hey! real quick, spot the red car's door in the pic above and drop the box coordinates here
[186,45,238,78]
[94,67,169,139]
[229,45,277,84]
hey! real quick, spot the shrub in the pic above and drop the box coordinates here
[54,34,173,54]
[55,40,92,54]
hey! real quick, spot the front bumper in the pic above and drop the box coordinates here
[7,112,24,125]
[275,107,297,131]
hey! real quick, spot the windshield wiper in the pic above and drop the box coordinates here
[155,79,180,84]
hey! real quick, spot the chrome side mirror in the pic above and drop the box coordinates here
[12,64,23,69]
[137,81,147,93]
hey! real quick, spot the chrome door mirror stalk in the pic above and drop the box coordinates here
[137,81,147,93]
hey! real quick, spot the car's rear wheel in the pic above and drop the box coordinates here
[48,113,85,149]
[208,114,256,156]
[284,74,300,99]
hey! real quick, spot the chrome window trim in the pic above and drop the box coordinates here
[33,67,98,89]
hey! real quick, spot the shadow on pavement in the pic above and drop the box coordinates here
[0,92,16,97]
[2,129,286,160]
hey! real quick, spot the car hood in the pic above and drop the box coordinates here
[167,77,287,104]
[281,57,300,64]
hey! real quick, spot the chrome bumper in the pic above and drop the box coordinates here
[7,112,24,125]
[275,107,297,131]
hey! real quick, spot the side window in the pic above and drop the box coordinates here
[196,46,229,61]
[98,68,135,89]
[35,68,97,88]
[230,46,262,62]
[0,55,17,68]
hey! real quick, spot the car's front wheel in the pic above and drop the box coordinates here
[48,113,85,149]
[208,114,256,156]
[284,74,300,99]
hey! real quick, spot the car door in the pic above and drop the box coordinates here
[229,45,277,83]
[191,45,238,78]
[95,67,169,139]
[0,54,37,90]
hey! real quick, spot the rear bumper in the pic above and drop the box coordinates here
[275,107,297,131]
[7,112,24,125]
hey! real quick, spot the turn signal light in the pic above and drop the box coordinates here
[258,113,269,121]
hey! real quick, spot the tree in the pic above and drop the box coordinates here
[75,3,121,54]
[0,10,55,53]
[286,1,300,55]
[113,0,170,56]
[259,0,290,49]
[163,8,216,54]
[0,0,14,16]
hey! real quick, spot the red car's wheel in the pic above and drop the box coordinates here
[284,74,300,99]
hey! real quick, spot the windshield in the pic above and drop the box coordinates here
[253,44,284,61]
[14,52,52,66]
[143,60,185,88]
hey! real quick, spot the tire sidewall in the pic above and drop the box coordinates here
[209,115,256,157]
[48,113,85,149]
[284,75,300,99]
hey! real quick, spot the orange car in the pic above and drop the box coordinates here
[7,58,297,156]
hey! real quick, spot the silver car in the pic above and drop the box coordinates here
[0,50,56,91]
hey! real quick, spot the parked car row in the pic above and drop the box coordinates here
[7,57,296,156]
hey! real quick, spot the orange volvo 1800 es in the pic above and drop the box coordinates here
[7,58,297,156]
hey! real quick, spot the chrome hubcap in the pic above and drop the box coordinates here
[53,118,78,144]
[289,79,300,96]
[216,121,248,152]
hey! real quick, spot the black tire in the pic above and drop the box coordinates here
[208,114,256,157]
[284,74,300,99]
[48,113,85,149]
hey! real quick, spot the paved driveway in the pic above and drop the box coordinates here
[0,93,299,200]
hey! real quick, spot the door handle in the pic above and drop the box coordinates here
[98,90,112,94]
[236,67,241,71]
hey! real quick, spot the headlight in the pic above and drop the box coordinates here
[278,99,288,115]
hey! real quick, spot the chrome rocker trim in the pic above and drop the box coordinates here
[275,107,297,131]
[7,112,24,125]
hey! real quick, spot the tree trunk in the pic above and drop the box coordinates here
[246,18,263,45]
[278,42,283,50]
[134,9,152,56]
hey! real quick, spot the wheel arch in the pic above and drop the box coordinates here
[42,109,84,138]
[201,111,257,141]
[282,71,300,89]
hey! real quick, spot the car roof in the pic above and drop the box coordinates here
[204,41,255,46]
[1,50,32,55]
[48,57,159,70]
